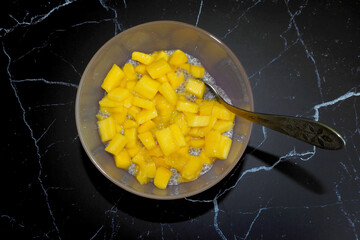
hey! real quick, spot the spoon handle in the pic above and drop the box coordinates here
[217,98,345,150]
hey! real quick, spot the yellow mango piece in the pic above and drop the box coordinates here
[135,166,150,184]
[157,75,169,83]
[135,108,158,124]
[147,145,164,157]
[135,64,147,74]
[132,151,146,166]
[216,135,232,159]
[199,100,215,115]
[155,128,178,156]
[144,162,157,178]
[167,152,188,172]
[204,130,220,157]
[134,75,160,99]
[127,105,141,119]
[186,114,210,127]
[114,149,131,169]
[190,65,205,78]
[152,50,170,61]
[125,80,137,91]
[169,123,186,147]
[133,96,155,109]
[124,128,137,148]
[123,119,138,129]
[112,109,128,125]
[212,102,236,121]
[137,120,156,134]
[199,150,215,164]
[176,100,199,113]
[201,116,217,135]
[122,95,133,108]
[189,138,205,148]
[158,82,178,105]
[179,63,190,72]
[105,133,128,155]
[99,95,122,108]
[102,105,124,114]
[167,71,185,90]
[181,156,203,181]
[123,63,138,81]
[101,64,125,92]
[188,127,206,138]
[132,51,154,65]
[213,120,234,133]
[153,157,170,169]
[146,59,173,79]
[126,143,142,157]
[154,167,172,189]
[138,131,156,150]
[185,78,205,98]
[168,49,188,67]
[172,113,190,135]
[97,117,117,142]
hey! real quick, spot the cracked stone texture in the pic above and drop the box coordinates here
[1,0,359,239]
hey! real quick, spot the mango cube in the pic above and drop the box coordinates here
[186,114,210,127]
[185,78,205,98]
[99,96,122,108]
[111,110,127,125]
[123,119,138,129]
[144,162,157,178]
[181,156,203,181]
[105,133,128,155]
[169,123,187,147]
[189,138,205,148]
[154,167,172,189]
[190,65,205,78]
[101,64,125,92]
[152,50,170,61]
[158,82,178,105]
[97,117,117,142]
[124,128,137,148]
[146,59,173,79]
[169,50,188,66]
[135,64,147,74]
[155,128,178,156]
[199,100,215,115]
[114,150,131,169]
[135,108,158,124]
[107,87,131,102]
[167,71,185,90]
[137,120,156,134]
[123,63,138,81]
[132,51,154,65]
[212,103,236,121]
[136,166,150,184]
[213,120,234,133]
[205,130,232,159]
[134,75,160,99]
[176,100,199,113]
[138,131,156,150]
[133,96,155,109]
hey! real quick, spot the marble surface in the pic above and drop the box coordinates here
[2,0,360,239]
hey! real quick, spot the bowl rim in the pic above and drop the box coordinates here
[75,20,254,200]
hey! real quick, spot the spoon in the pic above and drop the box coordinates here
[203,81,345,150]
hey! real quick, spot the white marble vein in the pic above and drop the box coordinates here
[99,0,122,35]
[196,0,204,26]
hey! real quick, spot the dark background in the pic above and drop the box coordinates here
[1,0,360,239]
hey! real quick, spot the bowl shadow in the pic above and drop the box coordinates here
[80,146,247,223]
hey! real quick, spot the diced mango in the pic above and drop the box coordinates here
[199,150,214,164]
[181,156,203,181]
[167,71,185,90]
[123,63,138,81]
[186,114,210,127]
[152,50,169,61]
[179,63,190,72]
[176,100,199,113]
[138,131,156,150]
[114,149,131,169]
[199,100,215,115]
[212,103,236,121]
[205,130,232,159]
[122,95,133,108]
[134,75,160,99]
[136,166,150,184]
[169,123,186,147]
[132,51,154,65]
[157,75,169,83]
[144,162,157,178]
[158,82,178,105]
[125,80,137,91]
[112,110,127,125]
[127,105,141,119]
[216,134,232,159]
[97,117,117,142]
[169,50,188,66]
[135,64,147,74]
[107,87,131,102]
[189,138,205,148]
[133,96,155,109]
[123,119,138,129]
[154,167,172,189]
[124,128,137,148]
[137,120,156,134]
[173,113,190,135]
[153,157,169,168]
[135,108,158,124]
[99,95,122,108]
[127,143,142,157]
[146,59,173,79]
[101,64,125,92]
[148,145,164,157]
[213,120,234,133]
[155,128,178,156]
[190,65,205,78]
[105,133,128,155]
[185,78,205,98]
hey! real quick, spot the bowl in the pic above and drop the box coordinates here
[75,20,253,200]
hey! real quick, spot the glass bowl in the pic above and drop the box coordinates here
[75,20,253,200]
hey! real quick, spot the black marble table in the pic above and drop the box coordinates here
[2,0,359,239]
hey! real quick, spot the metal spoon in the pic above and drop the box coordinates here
[203,81,345,150]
